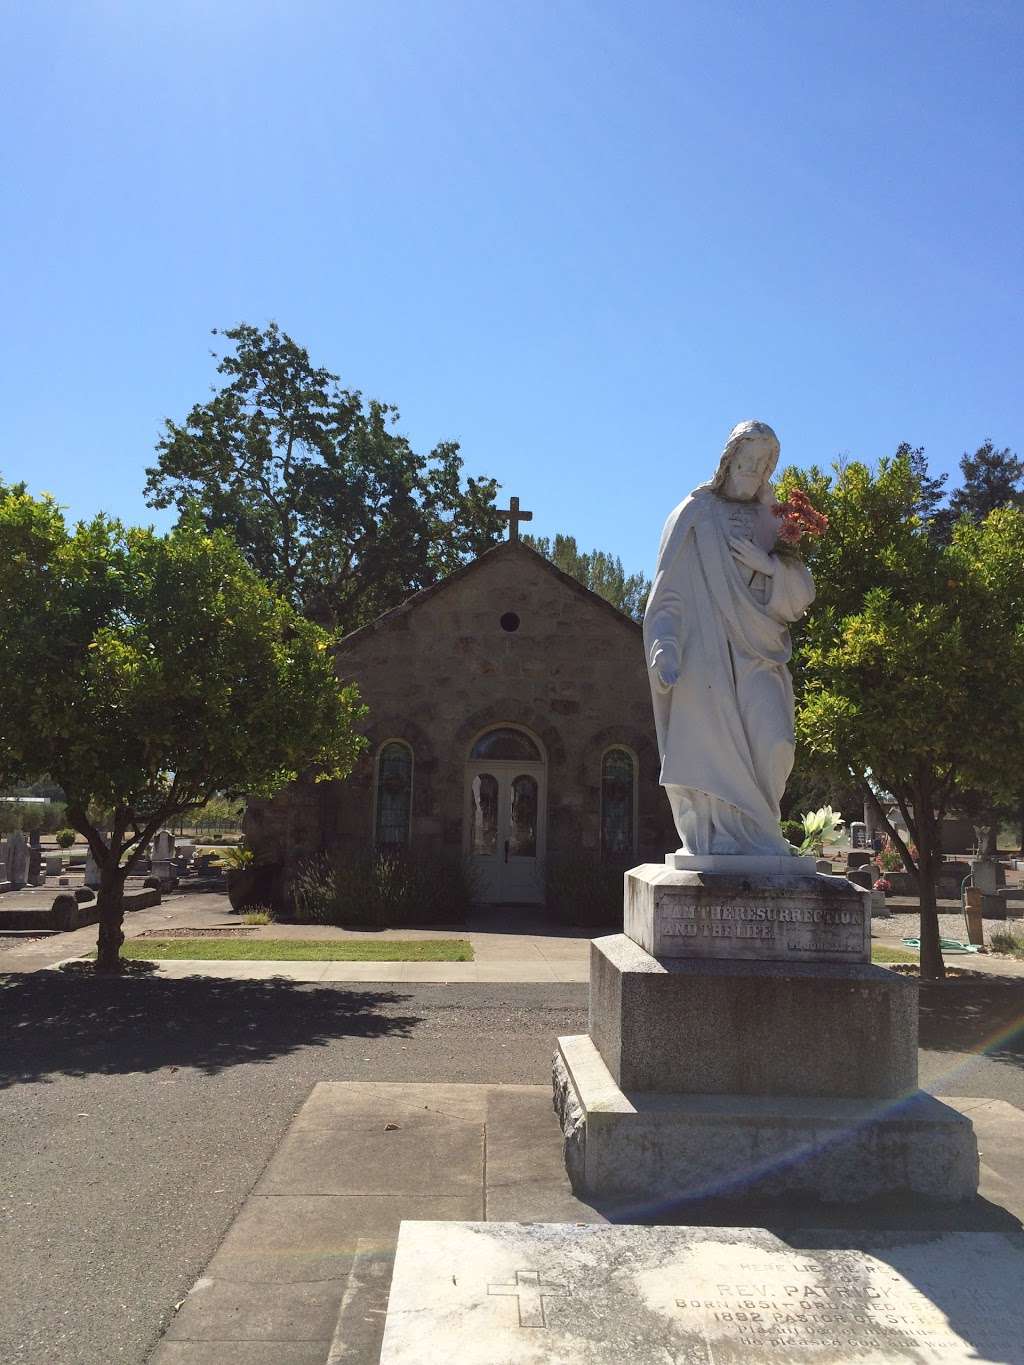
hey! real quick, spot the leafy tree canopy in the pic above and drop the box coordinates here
[779,453,1024,979]
[145,322,504,633]
[524,532,651,621]
[0,488,365,971]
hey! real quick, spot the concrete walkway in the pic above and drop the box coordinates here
[149,1082,1024,1365]
[99,955,590,983]
[6,885,1024,983]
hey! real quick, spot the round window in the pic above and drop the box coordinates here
[500,612,520,633]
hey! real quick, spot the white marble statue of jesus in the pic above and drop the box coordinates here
[643,420,815,857]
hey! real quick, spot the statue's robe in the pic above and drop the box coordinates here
[643,488,814,849]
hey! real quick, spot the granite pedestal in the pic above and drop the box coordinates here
[554,862,979,1205]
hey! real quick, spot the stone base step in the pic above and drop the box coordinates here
[553,1033,979,1205]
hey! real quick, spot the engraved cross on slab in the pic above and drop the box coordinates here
[497,495,533,543]
[488,1269,568,1327]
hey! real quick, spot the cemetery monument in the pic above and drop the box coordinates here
[553,419,979,1202]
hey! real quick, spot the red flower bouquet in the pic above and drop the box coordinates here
[771,487,828,559]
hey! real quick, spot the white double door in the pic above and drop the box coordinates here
[466,760,545,904]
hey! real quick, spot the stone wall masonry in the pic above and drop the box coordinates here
[248,543,676,899]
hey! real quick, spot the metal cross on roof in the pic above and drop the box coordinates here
[497,495,533,543]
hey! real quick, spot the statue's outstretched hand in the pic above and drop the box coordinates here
[729,536,775,577]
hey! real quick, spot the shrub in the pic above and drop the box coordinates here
[215,844,254,870]
[54,828,77,849]
[546,857,625,928]
[290,851,476,927]
[877,836,905,872]
[780,819,804,847]
[242,909,272,925]
[990,931,1024,958]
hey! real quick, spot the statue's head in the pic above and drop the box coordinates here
[708,420,780,502]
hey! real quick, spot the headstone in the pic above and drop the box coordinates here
[846,865,873,890]
[150,860,177,891]
[380,1222,1024,1365]
[28,845,43,885]
[45,852,63,877]
[846,849,872,869]
[84,852,101,889]
[971,858,1003,894]
[152,829,175,862]
[870,887,888,915]
[850,819,867,847]
[814,857,832,874]
[7,831,29,889]
[51,892,80,932]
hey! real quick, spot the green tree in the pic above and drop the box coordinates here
[0,489,365,972]
[144,322,503,632]
[782,455,1024,980]
[523,533,651,621]
[895,442,948,525]
[932,439,1023,542]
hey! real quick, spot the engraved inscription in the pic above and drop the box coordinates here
[652,888,867,961]
[488,1269,568,1328]
[673,1265,978,1357]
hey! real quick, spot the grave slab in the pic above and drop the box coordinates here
[379,1220,1024,1364]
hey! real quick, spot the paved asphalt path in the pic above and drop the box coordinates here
[2,969,1024,1365]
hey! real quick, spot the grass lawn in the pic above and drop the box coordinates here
[92,938,474,962]
[872,943,920,963]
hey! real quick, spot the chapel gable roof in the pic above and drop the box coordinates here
[336,539,643,651]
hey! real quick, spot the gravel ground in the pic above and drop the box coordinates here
[874,910,1024,944]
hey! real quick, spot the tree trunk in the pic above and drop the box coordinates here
[916,802,945,982]
[95,859,128,974]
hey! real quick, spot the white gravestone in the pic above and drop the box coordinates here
[153,830,175,862]
[84,851,101,889]
[380,1221,1024,1365]
[7,831,29,888]
[643,420,814,860]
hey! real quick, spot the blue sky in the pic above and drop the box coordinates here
[2,0,1020,574]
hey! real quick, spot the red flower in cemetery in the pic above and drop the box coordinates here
[771,487,828,558]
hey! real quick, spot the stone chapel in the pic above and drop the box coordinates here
[247,503,674,910]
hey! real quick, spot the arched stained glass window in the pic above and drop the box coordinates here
[601,747,636,858]
[375,742,412,847]
[470,727,542,761]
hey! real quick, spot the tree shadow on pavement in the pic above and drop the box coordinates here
[918,972,1024,1071]
[0,972,422,1088]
